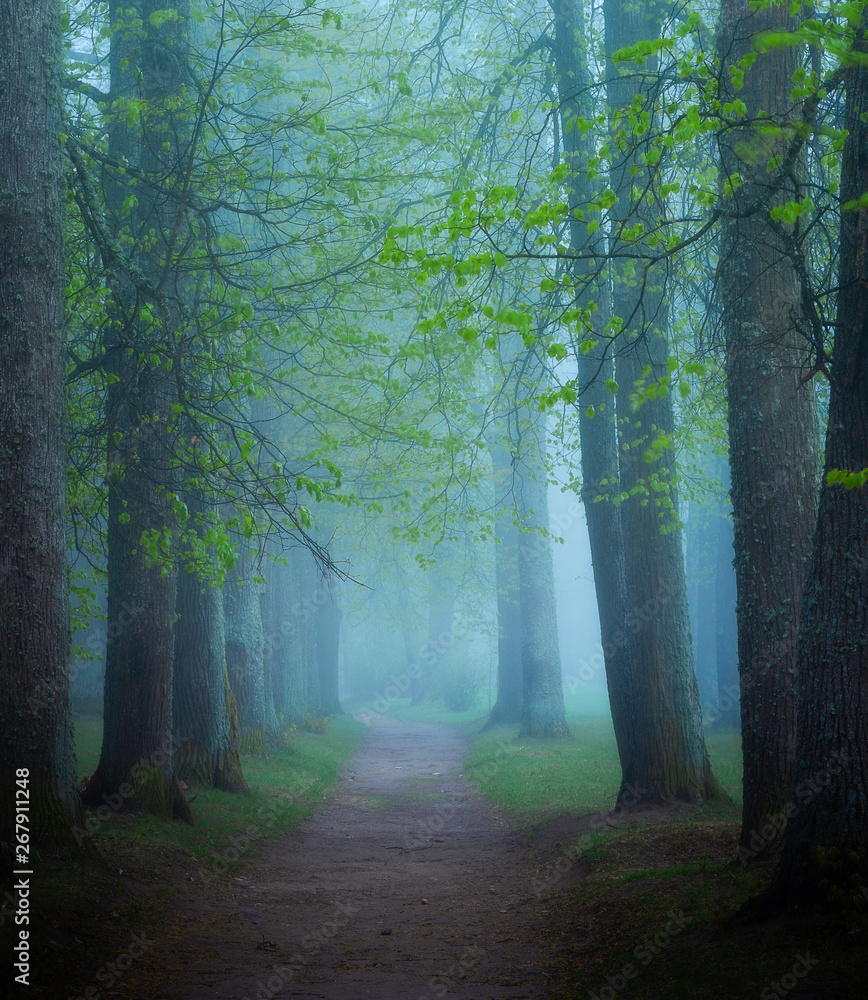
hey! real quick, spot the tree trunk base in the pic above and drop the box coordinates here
[82,765,193,822]
[616,771,731,811]
[484,699,521,729]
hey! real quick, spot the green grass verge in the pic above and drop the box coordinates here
[451,704,859,1000]
[73,714,365,876]
[465,716,622,817]
[464,712,742,818]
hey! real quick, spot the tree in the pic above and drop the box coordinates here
[603,0,723,804]
[764,21,868,904]
[81,0,193,818]
[0,0,82,849]
[515,377,568,738]
[552,0,638,797]
[486,441,523,726]
[714,497,739,731]
[549,0,721,802]
[716,0,821,856]
[173,499,248,791]
[224,537,280,753]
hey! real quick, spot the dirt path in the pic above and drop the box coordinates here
[118,716,555,1000]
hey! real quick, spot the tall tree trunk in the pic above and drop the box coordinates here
[224,539,280,753]
[0,0,83,849]
[603,0,722,803]
[174,502,248,791]
[268,545,309,724]
[84,1,193,819]
[487,516,523,725]
[487,441,523,726]
[714,507,740,730]
[717,0,820,853]
[764,36,868,904]
[552,1,638,794]
[516,406,568,738]
[316,582,344,715]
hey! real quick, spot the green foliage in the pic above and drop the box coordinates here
[301,711,332,735]
[827,467,868,489]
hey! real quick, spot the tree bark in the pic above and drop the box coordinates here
[224,538,280,753]
[174,502,248,792]
[486,442,523,726]
[316,582,344,715]
[714,507,740,730]
[553,0,637,795]
[603,0,723,803]
[764,36,868,904]
[516,406,568,738]
[0,0,83,850]
[83,0,192,819]
[716,0,820,852]
[487,516,523,725]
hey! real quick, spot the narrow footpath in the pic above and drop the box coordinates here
[118,716,555,1000]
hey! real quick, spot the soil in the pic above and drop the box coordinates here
[112,715,558,1000]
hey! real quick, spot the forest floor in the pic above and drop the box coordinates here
[13,713,866,1000]
[59,714,560,1000]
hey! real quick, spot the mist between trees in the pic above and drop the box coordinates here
[1,0,866,935]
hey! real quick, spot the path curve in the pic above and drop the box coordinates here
[121,716,554,999]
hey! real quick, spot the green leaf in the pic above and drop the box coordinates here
[148,9,179,28]
[827,467,868,489]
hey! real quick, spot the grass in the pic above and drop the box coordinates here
[74,713,364,873]
[463,708,742,819]
[465,716,623,817]
[441,699,861,1000]
[543,821,865,1000]
[74,712,104,779]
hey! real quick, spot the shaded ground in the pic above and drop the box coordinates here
[110,716,554,999]
[19,715,863,1000]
